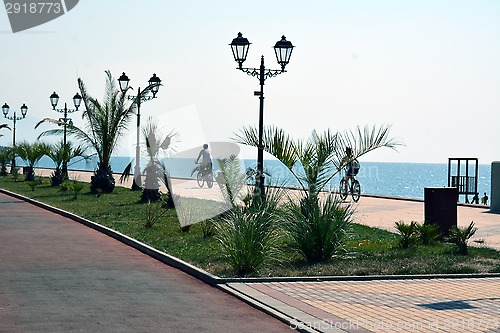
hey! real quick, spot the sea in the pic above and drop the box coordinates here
[28,155,491,201]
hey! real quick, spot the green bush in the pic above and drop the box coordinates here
[285,194,353,262]
[215,189,286,276]
[446,222,478,255]
[70,183,85,199]
[26,178,42,191]
[145,198,170,228]
[395,220,418,249]
[215,207,282,276]
[416,223,441,245]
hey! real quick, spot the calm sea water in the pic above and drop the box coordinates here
[31,156,491,200]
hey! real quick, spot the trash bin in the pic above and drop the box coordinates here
[424,187,458,238]
[22,166,33,175]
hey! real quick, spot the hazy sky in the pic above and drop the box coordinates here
[1,0,499,164]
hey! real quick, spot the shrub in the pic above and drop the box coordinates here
[286,194,353,262]
[59,181,70,192]
[215,188,286,276]
[70,183,85,199]
[27,178,42,191]
[417,223,441,245]
[215,207,282,276]
[395,220,418,249]
[144,198,173,228]
[201,220,216,238]
[50,168,65,187]
[446,222,478,255]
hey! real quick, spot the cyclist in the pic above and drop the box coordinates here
[342,147,360,182]
[195,143,213,175]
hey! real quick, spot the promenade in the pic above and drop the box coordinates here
[1,170,500,332]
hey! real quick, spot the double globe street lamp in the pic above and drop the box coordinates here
[229,32,294,198]
[118,72,161,190]
[2,102,28,172]
[49,91,83,179]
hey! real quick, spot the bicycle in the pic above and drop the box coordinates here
[193,162,214,188]
[339,170,361,202]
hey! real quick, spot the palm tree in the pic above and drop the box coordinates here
[120,116,177,203]
[235,124,403,262]
[15,141,50,181]
[37,70,138,193]
[46,140,88,186]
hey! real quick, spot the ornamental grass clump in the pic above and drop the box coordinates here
[286,194,353,262]
[215,188,286,277]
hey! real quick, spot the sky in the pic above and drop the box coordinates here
[0,0,499,164]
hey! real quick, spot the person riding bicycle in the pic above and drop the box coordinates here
[342,147,360,182]
[195,143,213,175]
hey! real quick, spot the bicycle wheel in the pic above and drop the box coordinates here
[196,171,205,188]
[339,178,348,200]
[351,179,361,202]
[206,172,214,188]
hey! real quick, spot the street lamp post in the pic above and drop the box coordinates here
[2,103,28,172]
[229,32,294,198]
[118,72,161,190]
[49,91,82,179]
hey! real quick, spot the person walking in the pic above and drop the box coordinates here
[481,192,489,205]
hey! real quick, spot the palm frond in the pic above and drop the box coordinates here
[119,160,134,183]
[334,124,404,169]
[234,125,298,169]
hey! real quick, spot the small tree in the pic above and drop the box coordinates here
[37,70,138,193]
[15,141,50,181]
[120,116,177,204]
[46,140,88,186]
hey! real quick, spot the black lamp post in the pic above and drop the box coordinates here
[230,32,294,198]
[118,72,161,190]
[49,91,82,179]
[2,102,28,172]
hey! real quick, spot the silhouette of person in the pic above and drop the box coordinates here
[472,193,479,204]
[481,192,489,205]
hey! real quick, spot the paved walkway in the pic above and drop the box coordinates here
[227,278,500,333]
[0,192,291,332]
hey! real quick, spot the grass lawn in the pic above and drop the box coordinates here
[2,175,500,277]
